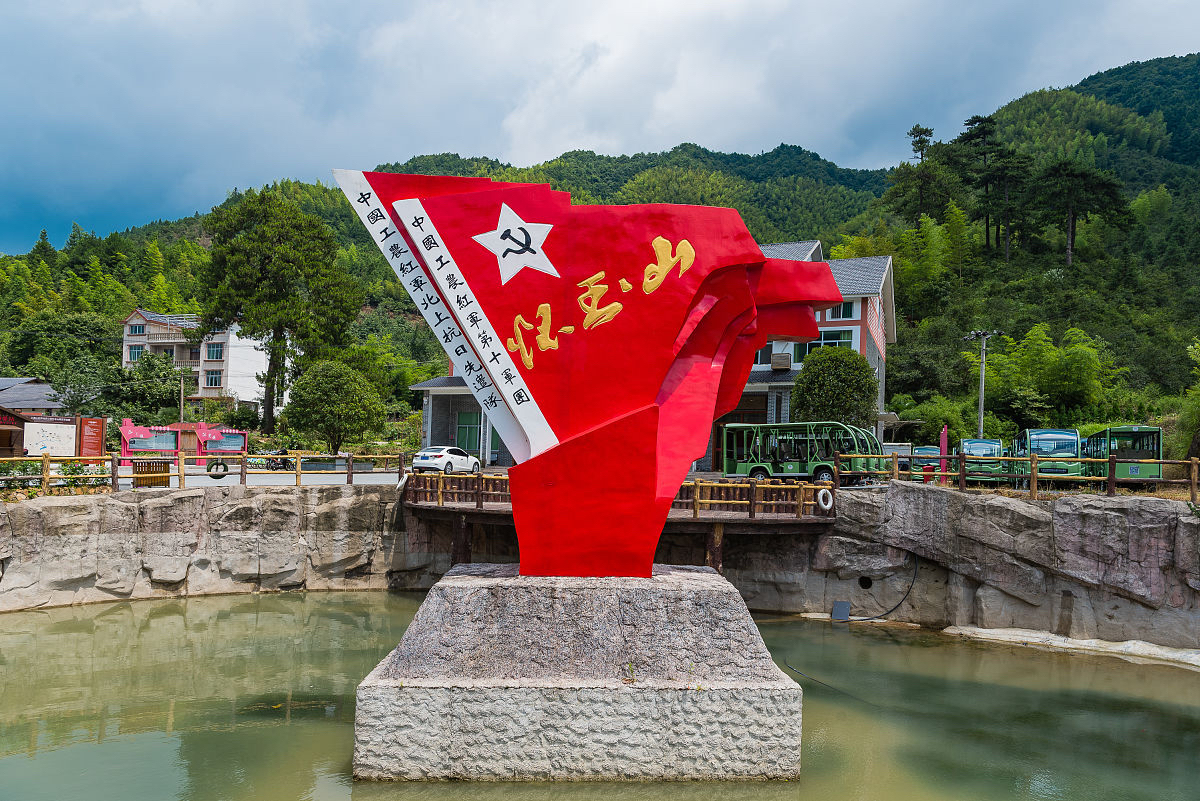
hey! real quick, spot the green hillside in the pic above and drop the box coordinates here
[1075,53,1200,168]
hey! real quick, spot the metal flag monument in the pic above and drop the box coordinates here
[336,169,839,780]
[334,169,841,577]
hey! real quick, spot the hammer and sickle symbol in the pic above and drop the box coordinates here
[500,227,536,258]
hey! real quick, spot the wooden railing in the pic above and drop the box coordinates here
[835,452,1200,503]
[404,472,836,518]
[0,452,411,495]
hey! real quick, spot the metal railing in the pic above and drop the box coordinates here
[835,452,1200,503]
[404,472,836,518]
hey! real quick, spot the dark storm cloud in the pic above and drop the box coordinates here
[1,0,1196,254]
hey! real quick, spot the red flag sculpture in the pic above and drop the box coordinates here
[335,170,841,577]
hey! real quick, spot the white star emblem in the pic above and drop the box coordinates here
[472,204,558,284]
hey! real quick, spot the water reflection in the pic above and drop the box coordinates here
[0,594,1197,801]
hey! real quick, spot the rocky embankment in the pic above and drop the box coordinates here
[0,485,407,612]
[2,482,1198,652]
[767,482,1200,650]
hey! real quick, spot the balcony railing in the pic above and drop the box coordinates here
[147,332,188,342]
[174,359,201,369]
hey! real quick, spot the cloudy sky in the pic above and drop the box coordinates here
[1,0,1197,254]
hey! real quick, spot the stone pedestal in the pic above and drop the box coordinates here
[353,563,802,780]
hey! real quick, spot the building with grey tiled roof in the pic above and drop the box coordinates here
[410,242,896,469]
[0,378,62,414]
[0,377,35,392]
[760,240,822,262]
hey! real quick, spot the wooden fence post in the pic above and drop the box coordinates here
[437,472,445,507]
[177,451,185,490]
[110,453,120,492]
[692,480,701,519]
[1191,457,1198,505]
[705,522,725,573]
[451,514,471,566]
[40,453,50,494]
[1107,455,1117,497]
[1029,454,1039,501]
[239,454,248,485]
[294,454,302,487]
[346,454,355,485]
[748,479,757,519]
[891,453,899,481]
[833,452,841,487]
[475,474,484,509]
[957,452,967,491]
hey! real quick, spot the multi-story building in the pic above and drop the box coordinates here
[703,241,895,469]
[410,241,896,469]
[121,310,267,409]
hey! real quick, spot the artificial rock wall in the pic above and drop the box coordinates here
[0,485,410,612]
[2,482,1198,651]
[723,482,1200,650]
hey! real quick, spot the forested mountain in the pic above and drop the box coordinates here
[1075,53,1200,168]
[4,54,1200,454]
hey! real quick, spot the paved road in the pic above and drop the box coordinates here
[114,469,405,491]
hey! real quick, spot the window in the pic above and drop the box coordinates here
[752,345,772,366]
[129,344,144,362]
[128,324,145,335]
[162,346,174,360]
[827,301,855,320]
[456,412,480,453]
[204,370,222,388]
[189,347,201,360]
[794,330,853,363]
[206,342,224,361]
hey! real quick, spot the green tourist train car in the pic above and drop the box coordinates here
[909,445,943,480]
[722,421,883,484]
[1012,428,1082,484]
[1083,426,1163,483]
[959,438,1005,482]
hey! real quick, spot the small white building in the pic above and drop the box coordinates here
[121,309,267,409]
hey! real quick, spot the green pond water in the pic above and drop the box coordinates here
[0,591,1197,801]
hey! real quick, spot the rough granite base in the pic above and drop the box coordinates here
[354,563,802,781]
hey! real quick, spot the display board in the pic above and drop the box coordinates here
[24,421,78,456]
[79,417,107,457]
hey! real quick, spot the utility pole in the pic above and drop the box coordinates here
[179,375,185,423]
[963,330,1002,438]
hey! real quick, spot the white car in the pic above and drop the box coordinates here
[411,446,480,474]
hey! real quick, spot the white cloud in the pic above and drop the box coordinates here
[1,0,1198,252]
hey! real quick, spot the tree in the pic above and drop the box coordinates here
[954,115,1001,247]
[984,150,1035,261]
[971,324,1119,427]
[942,200,969,277]
[48,354,105,414]
[1033,159,1129,266]
[27,229,57,271]
[199,190,362,434]
[881,142,969,226]
[283,361,385,454]
[791,346,879,429]
[907,124,934,162]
